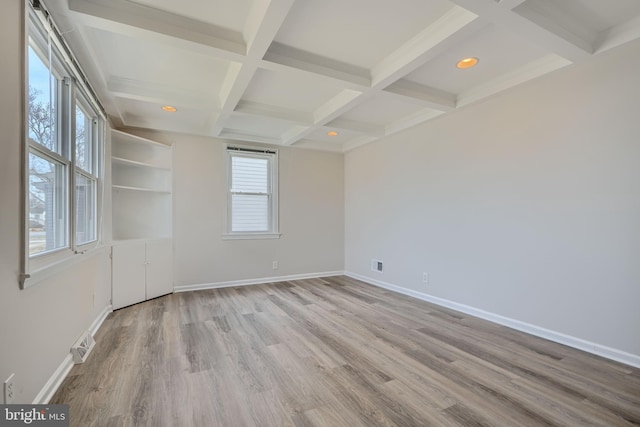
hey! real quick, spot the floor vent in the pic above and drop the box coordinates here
[71,332,95,364]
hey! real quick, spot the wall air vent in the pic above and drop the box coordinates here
[71,332,96,364]
[371,259,384,273]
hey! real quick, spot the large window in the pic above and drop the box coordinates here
[225,146,279,239]
[24,3,104,284]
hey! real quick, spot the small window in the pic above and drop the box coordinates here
[225,146,279,239]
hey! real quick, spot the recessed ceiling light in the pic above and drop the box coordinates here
[456,57,479,69]
[327,131,338,137]
[161,105,177,112]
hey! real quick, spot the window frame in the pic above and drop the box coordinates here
[223,145,280,240]
[74,92,100,247]
[21,2,105,288]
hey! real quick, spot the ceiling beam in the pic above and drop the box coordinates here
[496,0,527,9]
[457,54,570,107]
[448,0,593,62]
[107,76,218,110]
[208,0,296,136]
[313,90,363,124]
[281,89,364,145]
[68,0,245,57]
[383,80,456,111]
[290,139,345,153]
[370,6,479,88]
[262,43,371,89]
[234,100,314,125]
[595,14,640,54]
[219,129,283,145]
[233,101,384,138]
[324,118,385,137]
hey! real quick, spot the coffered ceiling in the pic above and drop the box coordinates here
[45,0,640,152]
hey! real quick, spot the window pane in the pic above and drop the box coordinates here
[231,156,268,193]
[75,103,93,173]
[29,152,67,255]
[231,194,269,232]
[75,173,97,245]
[28,46,58,153]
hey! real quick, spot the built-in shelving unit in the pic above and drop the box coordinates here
[111,129,173,241]
[111,129,174,308]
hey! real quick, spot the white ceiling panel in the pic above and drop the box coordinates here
[116,97,211,133]
[306,126,362,144]
[516,0,640,34]
[273,0,456,69]
[404,24,549,95]
[242,68,344,112]
[224,113,298,139]
[84,27,231,97]
[128,0,253,33]
[339,92,426,127]
[44,0,640,152]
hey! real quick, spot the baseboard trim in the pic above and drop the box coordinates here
[345,272,640,369]
[89,305,113,337]
[32,355,74,404]
[174,271,345,293]
[33,304,113,404]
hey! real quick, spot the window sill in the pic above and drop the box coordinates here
[21,245,110,289]
[222,233,281,241]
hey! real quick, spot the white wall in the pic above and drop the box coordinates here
[345,40,640,359]
[0,0,112,403]
[128,131,345,288]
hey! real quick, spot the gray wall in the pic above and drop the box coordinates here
[345,39,640,358]
[130,130,345,287]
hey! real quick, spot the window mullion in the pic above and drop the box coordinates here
[29,141,69,166]
[76,168,98,181]
[62,76,76,250]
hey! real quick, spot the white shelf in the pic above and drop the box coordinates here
[111,129,171,150]
[112,184,171,194]
[112,156,170,171]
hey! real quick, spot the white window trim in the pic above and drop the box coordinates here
[223,145,280,240]
[20,2,106,289]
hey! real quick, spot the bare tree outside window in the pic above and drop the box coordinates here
[28,85,67,254]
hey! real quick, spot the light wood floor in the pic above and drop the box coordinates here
[52,276,640,426]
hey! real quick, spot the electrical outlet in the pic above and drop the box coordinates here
[272,261,279,270]
[422,272,429,284]
[4,373,15,404]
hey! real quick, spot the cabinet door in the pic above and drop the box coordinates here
[146,239,173,300]
[112,242,146,309]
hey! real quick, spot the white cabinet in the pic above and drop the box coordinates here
[145,239,173,300]
[112,240,173,309]
[111,130,174,309]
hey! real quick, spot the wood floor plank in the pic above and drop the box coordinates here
[51,276,640,426]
